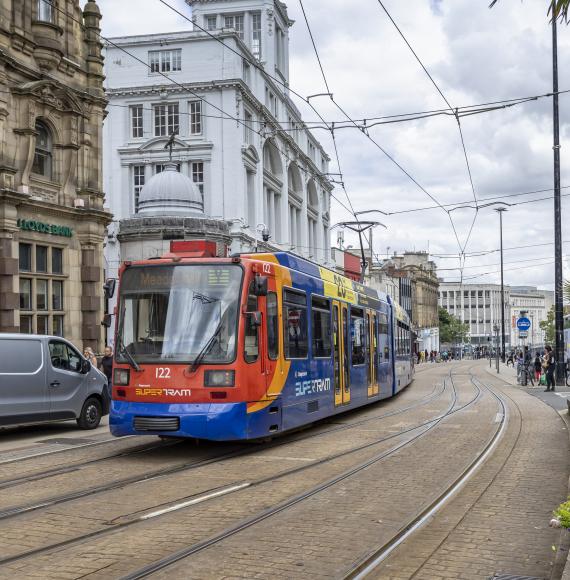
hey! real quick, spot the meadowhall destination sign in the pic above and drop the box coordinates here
[17,219,73,238]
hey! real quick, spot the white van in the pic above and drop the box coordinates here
[0,334,109,430]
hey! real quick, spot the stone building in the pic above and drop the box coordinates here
[509,286,547,350]
[370,252,439,352]
[103,0,333,294]
[0,0,111,350]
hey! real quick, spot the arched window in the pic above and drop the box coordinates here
[32,121,53,179]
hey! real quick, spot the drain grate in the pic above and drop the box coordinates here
[490,575,544,580]
[38,438,97,445]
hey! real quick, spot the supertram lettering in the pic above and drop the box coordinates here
[135,388,192,397]
[294,377,331,397]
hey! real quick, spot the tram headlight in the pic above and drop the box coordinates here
[204,370,235,387]
[114,368,130,386]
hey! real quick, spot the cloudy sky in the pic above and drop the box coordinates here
[97,0,570,290]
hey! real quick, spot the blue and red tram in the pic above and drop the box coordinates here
[110,243,414,441]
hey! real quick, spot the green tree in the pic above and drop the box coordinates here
[489,0,569,22]
[540,305,556,344]
[439,307,469,345]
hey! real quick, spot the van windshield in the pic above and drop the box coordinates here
[117,265,242,364]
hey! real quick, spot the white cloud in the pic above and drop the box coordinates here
[97,0,570,289]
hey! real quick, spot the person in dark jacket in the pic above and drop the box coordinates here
[100,346,113,403]
[534,353,542,382]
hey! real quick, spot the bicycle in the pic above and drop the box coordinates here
[519,363,535,387]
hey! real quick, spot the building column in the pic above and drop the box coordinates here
[0,231,18,333]
[80,241,103,352]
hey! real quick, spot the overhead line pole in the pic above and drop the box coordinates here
[552,8,565,385]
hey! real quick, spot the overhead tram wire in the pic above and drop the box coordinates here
[375,0,480,282]
[295,0,466,265]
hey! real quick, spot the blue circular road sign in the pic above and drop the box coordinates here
[517,317,531,331]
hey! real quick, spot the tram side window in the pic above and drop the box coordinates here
[267,292,279,360]
[284,288,308,359]
[244,282,259,363]
[379,313,390,359]
[311,296,332,358]
[351,307,366,365]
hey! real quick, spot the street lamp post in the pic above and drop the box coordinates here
[495,207,507,363]
[552,10,565,385]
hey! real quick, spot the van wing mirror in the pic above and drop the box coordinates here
[104,278,116,299]
[81,358,91,374]
[253,275,268,296]
[101,314,112,328]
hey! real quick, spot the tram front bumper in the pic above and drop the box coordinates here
[109,400,248,440]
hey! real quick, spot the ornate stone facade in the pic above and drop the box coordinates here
[0,0,111,351]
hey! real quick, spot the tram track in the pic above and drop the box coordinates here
[342,374,511,579]
[0,379,444,496]
[0,373,470,568]
[117,370,487,580]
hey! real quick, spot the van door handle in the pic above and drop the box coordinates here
[50,381,61,387]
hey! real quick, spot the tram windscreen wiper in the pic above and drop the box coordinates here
[117,307,141,371]
[188,320,223,374]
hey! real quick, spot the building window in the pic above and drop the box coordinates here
[155,163,180,174]
[32,121,53,179]
[37,0,54,23]
[242,59,251,84]
[36,279,48,311]
[18,243,65,335]
[189,100,202,135]
[52,280,63,310]
[206,15,217,31]
[19,244,32,272]
[149,49,181,73]
[154,103,179,137]
[20,279,32,310]
[36,246,48,273]
[192,162,204,195]
[53,315,64,337]
[52,247,63,274]
[252,13,262,59]
[133,165,145,213]
[244,109,253,144]
[308,140,316,162]
[20,315,33,334]
[131,105,143,138]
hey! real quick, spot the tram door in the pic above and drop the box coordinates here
[342,304,350,404]
[368,312,379,397]
[333,301,350,406]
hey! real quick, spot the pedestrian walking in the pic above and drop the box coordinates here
[83,347,97,367]
[534,352,542,383]
[100,345,113,403]
[544,345,556,392]
[506,350,515,367]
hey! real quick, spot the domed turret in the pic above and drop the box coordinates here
[137,163,204,216]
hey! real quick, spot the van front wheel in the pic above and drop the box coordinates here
[77,397,102,430]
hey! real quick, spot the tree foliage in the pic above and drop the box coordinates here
[439,307,469,344]
[489,0,570,22]
[540,305,556,344]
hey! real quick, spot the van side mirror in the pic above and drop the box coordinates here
[253,275,268,296]
[81,358,91,374]
[101,314,112,328]
[104,278,116,299]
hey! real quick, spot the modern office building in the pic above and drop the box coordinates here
[438,283,511,349]
[0,0,111,350]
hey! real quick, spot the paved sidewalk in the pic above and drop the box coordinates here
[378,363,570,579]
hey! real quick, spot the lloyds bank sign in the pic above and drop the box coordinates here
[17,219,73,238]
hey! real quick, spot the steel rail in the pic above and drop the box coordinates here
[116,372,486,580]
[343,375,509,579]
[0,379,459,567]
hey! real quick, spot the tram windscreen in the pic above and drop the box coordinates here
[117,265,242,364]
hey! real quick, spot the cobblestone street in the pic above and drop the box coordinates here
[0,360,566,579]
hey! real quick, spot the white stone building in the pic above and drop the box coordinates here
[102,0,333,289]
[438,282,511,349]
